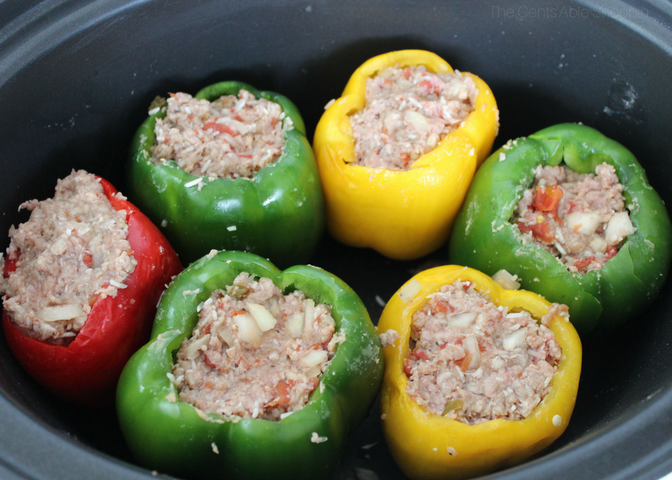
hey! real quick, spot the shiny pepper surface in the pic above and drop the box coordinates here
[116,250,383,480]
[2,176,182,407]
[313,50,499,260]
[128,81,324,267]
[378,265,582,480]
[449,123,672,334]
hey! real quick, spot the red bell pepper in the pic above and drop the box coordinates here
[2,177,182,407]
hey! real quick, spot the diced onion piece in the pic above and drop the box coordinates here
[186,334,210,360]
[303,299,315,334]
[304,366,322,378]
[383,112,402,132]
[566,212,602,235]
[301,350,328,368]
[37,304,83,322]
[490,356,505,371]
[285,313,305,338]
[604,212,636,245]
[502,327,527,351]
[50,236,68,255]
[267,297,281,317]
[442,399,464,416]
[463,335,481,371]
[590,235,607,253]
[217,325,235,346]
[398,278,422,303]
[377,68,393,79]
[446,312,477,328]
[404,110,430,133]
[245,303,277,332]
[233,313,263,346]
[426,133,439,149]
[492,270,520,290]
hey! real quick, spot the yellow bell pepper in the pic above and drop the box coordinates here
[378,265,582,480]
[313,50,499,260]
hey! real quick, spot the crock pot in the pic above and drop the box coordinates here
[1,1,671,479]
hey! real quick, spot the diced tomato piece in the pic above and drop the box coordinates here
[456,352,473,372]
[275,380,291,404]
[431,299,453,314]
[204,381,214,389]
[400,152,412,167]
[419,79,441,95]
[404,358,414,377]
[230,310,246,316]
[533,185,564,220]
[202,122,239,136]
[517,221,555,243]
[270,117,281,128]
[403,68,412,80]
[204,355,217,369]
[413,348,429,360]
[605,246,618,261]
[82,253,93,268]
[573,256,596,272]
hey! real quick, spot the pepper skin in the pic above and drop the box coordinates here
[313,50,499,260]
[128,81,324,267]
[448,123,672,334]
[2,177,182,407]
[378,265,582,480]
[116,250,383,480]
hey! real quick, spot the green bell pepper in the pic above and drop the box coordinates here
[128,81,324,267]
[449,123,672,334]
[116,250,383,480]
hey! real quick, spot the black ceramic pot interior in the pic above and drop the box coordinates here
[1,1,672,479]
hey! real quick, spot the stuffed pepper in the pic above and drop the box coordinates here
[377,265,581,480]
[0,170,182,406]
[449,123,672,334]
[128,81,324,267]
[313,50,499,260]
[116,250,383,480]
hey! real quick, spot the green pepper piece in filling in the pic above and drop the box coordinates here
[116,250,384,480]
[448,123,672,334]
[128,81,324,267]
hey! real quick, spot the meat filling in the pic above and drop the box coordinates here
[151,90,293,179]
[350,65,478,170]
[513,163,634,273]
[172,272,343,421]
[1,170,136,344]
[405,280,563,425]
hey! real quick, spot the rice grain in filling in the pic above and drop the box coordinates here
[513,162,635,273]
[405,280,563,425]
[151,90,293,179]
[350,65,478,170]
[1,170,136,344]
[172,273,343,421]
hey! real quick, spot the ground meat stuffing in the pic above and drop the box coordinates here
[151,90,293,179]
[379,328,399,348]
[405,280,563,425]
[172,272,344,421]
[513,163,635,273]
[1,170,136,344]
[349,65,479,170]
